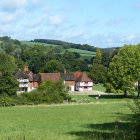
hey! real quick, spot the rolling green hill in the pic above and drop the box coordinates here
[21,41,96,60]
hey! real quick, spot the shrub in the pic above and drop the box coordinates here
[21,79,70,104]
[105,83,115,93]
[0,80,70,106]
[0,94,31,106]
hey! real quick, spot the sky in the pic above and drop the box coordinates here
[0,0,140,48]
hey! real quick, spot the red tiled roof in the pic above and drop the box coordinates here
[40,73,61,82]
[74,72,92,82]
[73,72,82,81]
[77,73,92,82]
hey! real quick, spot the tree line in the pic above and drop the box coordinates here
[33,39,97,52]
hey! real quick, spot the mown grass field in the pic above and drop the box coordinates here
[66,48,96,60]
[0,100,135,140]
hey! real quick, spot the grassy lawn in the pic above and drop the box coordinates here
[93,84,106,92]
[0,102,135,140]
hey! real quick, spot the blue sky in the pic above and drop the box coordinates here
[0,0,140,48]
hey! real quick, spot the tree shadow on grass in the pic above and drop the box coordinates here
[67,113,137,140]
[88,94,133,99]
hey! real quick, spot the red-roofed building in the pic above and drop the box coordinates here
[14,66,40,93]
[39,73,61,83]
[74,72,93,91]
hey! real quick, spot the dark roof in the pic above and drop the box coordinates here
[33,74,40,82]
[14,70,29,79]
[24,71,34,81]
[24,71,31,74]
[61,74,75,81]
[74,72,92,82]
[14,70,41,82]
[40,73,61,82]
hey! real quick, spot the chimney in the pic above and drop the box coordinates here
[24,66,28,72]
[64,68,66,74]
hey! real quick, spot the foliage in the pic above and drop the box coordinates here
[101,52,111,67]
[111,47,120,59]
[62,52,80,72]
[0,73,19,96]
[89,64,107,84]
[15,58,25,70]
[43,60,64,73]
[0,53,17,74]
[89,48,106,83]
[93,48,102,65]
[106,44,140,95]
[0,53,19,96]
[0,36,25,58]
[22,80,70,104]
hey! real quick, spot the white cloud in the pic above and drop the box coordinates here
[49,15,65,25]
[120,35,135,42]
[27,15,48,28]
[0,0,27,12]
[91,33,139,48]
[0,10,25,24]
[30,0,41,4]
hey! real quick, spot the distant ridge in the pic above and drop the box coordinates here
[32,39,96,52]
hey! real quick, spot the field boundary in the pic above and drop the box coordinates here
[14,101,133,108]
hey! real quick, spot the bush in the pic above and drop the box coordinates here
[0,80,71,106]
[105,83,115,93]
[21,80,70,104]
[0,94,31,106]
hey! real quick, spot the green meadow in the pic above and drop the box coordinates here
[0,100,135,140]
[65,48,96,60]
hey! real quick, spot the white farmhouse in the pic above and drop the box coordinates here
[74,72,93,91]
